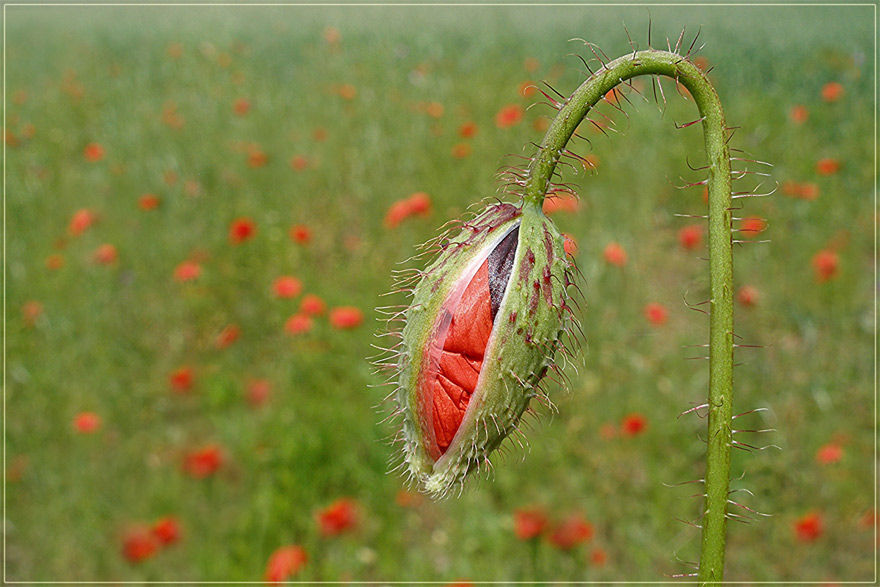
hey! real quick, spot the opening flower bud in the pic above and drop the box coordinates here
[392,201,572,497]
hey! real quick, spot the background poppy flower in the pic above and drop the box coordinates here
[329,306,363,330]
[169,366,194,393]
[183,445,224,478]
[316,498,359,536]
[273,276,303,299]
[495,104,523,128]
[138,194,161,210]
[284,313,312,335]
[83,143,105,162]
[68,209,96,236]
[643,303,668,326]
[603,242,627,266]
[152,516,181,545]
[794,512,823,541]
[264,545,307,583]
[620,412,648,436]
[122,527,158,563]
[821,81,844,102]
[548,514,594,550]
[289,224,312,244]
[73,412,101,434]
[229,217,257,244]
[812,249,839,282]
[173,260,201,282]
[299,294,326,316]
[678,225,703,250]
[513,507,548,540]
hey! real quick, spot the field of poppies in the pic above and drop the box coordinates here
[4,3,876,583]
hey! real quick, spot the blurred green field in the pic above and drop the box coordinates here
[4,3,876,583]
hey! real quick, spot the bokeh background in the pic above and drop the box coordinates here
[5,2,876,583]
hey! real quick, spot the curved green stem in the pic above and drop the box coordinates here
[527,49,733,584]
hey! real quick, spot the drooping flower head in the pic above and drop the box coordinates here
[380,199,575,497]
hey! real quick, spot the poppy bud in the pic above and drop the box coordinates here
[390,200,573,497]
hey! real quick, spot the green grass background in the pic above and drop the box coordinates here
[4,2,876,583]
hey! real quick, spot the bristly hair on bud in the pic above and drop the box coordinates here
[375,198,578,498]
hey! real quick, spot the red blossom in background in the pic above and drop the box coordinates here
[620,412,648,437]
[68,208,97,236]
[122,527,159,564]
[495,104,524,128]
[83,142,105,162]
[329,306,363,330]
[233,97,251,116]
[317,498,359,536]
[542,191,580,215]
[152,516,181,546]
[273,276,303,299]
[290,155,309,171]
[174,260,202,282]
[821,81,844,102]
[562,233,578,257]
[73,412,102,434]
[737,285,760,307]
[229,217,257,244]
[215,324,241,349]
[794,512,823,541]
[789,105,809,124]
[816,158,840,175]
[384,192,433,228]
[289,224,312,244]
[812,249,839,282]
[169,366,194,393]
[678,224,703,251]
[590,547,608,566]
[183,444,224,479]
[93,243,118,265]
[248,148,268,168]
[451,143,471,159]
[264,545,308,583]
[22,301,43,327]
[603,242,627,267]
[739,216,766,238]
[246,379,271,407]
[284,314,313,336]
[513,507,548,540]
[46,254,65,270]
[458,121,478,138]
[139,193,161,211]
[299,294,326,317]
[548,513,594,550]
[643,302,668,326]
[815,442,844,465]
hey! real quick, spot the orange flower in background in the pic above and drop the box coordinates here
[451,143,471,159]
[122,527,158,564]
[22,301,43,327]
[519,80,537,98]
[495,104,524,128]
[816,158,840,175]
[312,127,328,142]
[812,249,839,282]
[789,105,809,124]
[590,547,608,566]
[73,412,101,434]
[815,442,844,465]
[169,366,194,393]
[316,498,359,536]
[677,224,703,250]
[323,26,341,45]
[739,216,766,238]
[799,182,820,200]
[562,233,578,257]
[542,191,580,215]
[548,514,594,550]
[523,57,540,72]
[458,121,478,138]
[264,545,308,584]
[215,324,241,349]
[45,254,65,270]
[284,313,313,335]
[603,242,627,267]
[173,260,201,282]
[300,294,326,316]
[737,285,759,307]
[794,512,823,541]
[273,276,303,299]
[287,224,312,245]
[233,97,251,116]
[620,412,648,437]
[83,142,105,162]
[821,81,843,102]
[246,379,271,407]
[152,516,181,546]
[329,306,364,330]
[183,444,224,479]
[384,192,432,228]
[229,217,256,244]
[513,507,548,540]
[337,84,356,100]
[139,194,160,211]
[166,42,183,59]
[290,154,309,171]
[92,243,118,265]
[68,208,96,236]
[425,101,444,118]
[643,302,668,326]
[248,148,268,168]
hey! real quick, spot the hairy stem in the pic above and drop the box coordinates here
[526,49,733,584]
